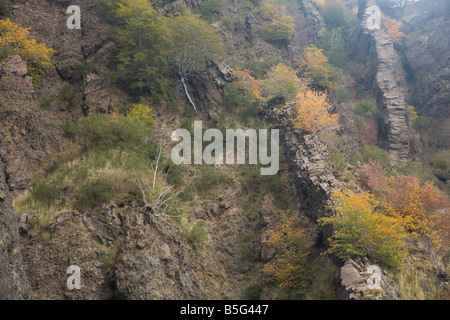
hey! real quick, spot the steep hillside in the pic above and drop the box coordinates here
[0,0,448,300]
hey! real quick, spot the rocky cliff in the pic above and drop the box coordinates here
[358,0,411,162]
[1,0,446,301]
[401,0,450,148]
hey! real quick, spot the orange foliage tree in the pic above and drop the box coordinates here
[0,18,54,68]
[319,189,408,267]
[263,211,311,291]
[381,14,405,45]
[291,88,338,133]
[363,160,388,196]
[232,68,263,102]
[364,162,449,244]
[384,174,448,243]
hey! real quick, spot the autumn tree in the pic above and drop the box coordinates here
[291,88,338,134]
[407,105,418,126]
[232,68,263,102]
[263,211,311,292]
[381,13,405,44]
[319,189,408,267]
[261,63,306,102]
[298,45,333,89]
[384,174,448,243]
[363,160,388,196]
[126,103,155,129]
[113,0,170,98]
[259,0,295,42]
[168,9,224,111]
[0,18,54,68]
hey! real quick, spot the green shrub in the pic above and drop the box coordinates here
[193,167,233,194]
[234,101,259,124]
[326,29,346,68]
[74,178,114,211]
[224,84,250,109]
[321,0,349,29]
[360,145,390,168]
[431,149,450,180]
[242,54,287,79]
[335,88,352,103]
[329,65,348,87]
[27,66,44,89]
[353,99,378,116]
[303,255,338,300]
[59,84,82,111]
[64,114,152,153]
[193,0,224,23]
[187,223,208,249]
[413,116,434,133]
[327,153,346,175]
[222,16,235,31]
[242,282,262,300]
[0,0,10,16]
[237,230,256,261]
[0,42,14,63]
[394,160,429,182]
[31,181,61,208]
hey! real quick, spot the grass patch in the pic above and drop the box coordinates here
[242,282,262,300]
[352,99,378,116]
[186,222,208,249]
[192,166,233,195]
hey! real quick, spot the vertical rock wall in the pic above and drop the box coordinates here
[360,0,411,161]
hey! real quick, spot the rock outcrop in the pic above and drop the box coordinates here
[0,0,115,298]
[337,257,398,300]
[0,151,31,299]
[299,0,326,36]
[266,103,341,221]
[359,0,411,161]
[401,0,450,148]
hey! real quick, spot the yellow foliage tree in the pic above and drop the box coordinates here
[126,104,155,129]
[0,18,54,68]
[319,189,409,267]
[259,0,295,41]
[261,63,306,102]
[291,88,338,133]
[263,211,311,290]
[407,105,418,125]
[232,68,263,101]
[299,45,333,89]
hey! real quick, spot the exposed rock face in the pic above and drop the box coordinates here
[23,212,113,300]
[401,0,450,148]
[0,151,31,299]
[266,104,341,221]
[337,257,398,300]
[0,0,114,298]
[299,0,326,36]
[359,0,411,161]
[0,55,51,300]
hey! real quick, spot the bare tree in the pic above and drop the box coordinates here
[133,147,179,221]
